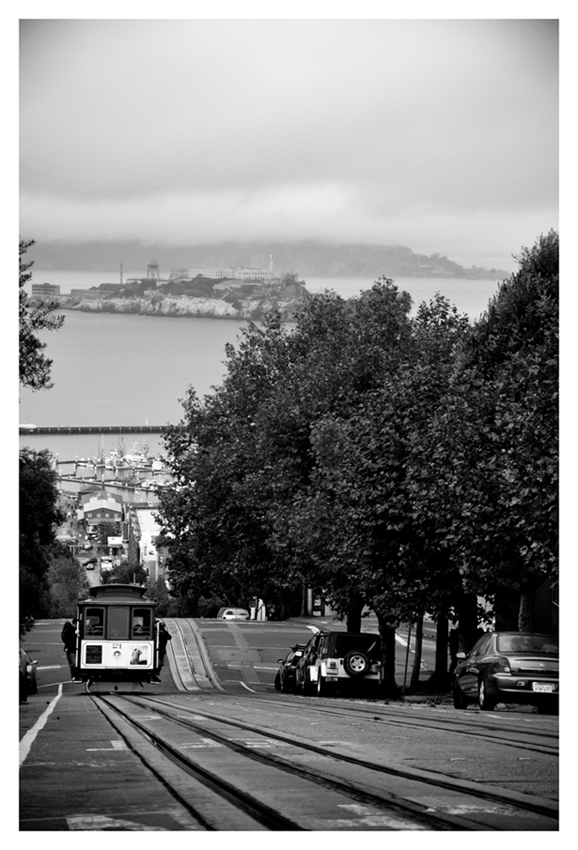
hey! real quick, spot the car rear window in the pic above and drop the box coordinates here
[497,634,558,654]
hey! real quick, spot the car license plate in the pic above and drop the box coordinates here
[532,682,556,693]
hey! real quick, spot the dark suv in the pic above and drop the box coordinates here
[295,630,382,696]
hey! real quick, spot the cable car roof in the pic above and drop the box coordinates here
[80,584,155,604]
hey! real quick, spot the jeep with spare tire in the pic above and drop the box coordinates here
[294,630,382,697]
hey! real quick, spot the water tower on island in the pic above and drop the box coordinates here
[146,260,160,281]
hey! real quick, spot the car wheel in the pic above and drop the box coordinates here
[282,675,292,694]
[452,680,468,709]
[274,671,281,692]
[317,675,327,697]
[303,671,315,696]
[478,678,496,711]
[343,650,369,677]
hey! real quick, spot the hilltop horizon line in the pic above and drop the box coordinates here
[25,238,512,280]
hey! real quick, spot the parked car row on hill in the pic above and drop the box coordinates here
[273,629,559,712]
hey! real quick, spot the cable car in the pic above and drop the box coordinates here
[76,584,158,693]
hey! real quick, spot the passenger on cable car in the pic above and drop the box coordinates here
[151,620,172,683]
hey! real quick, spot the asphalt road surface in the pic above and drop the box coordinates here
[19,617,559,832]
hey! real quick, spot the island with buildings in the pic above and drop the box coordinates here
[33,258,309,321]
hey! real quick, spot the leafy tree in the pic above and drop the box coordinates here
[425,231,558,636]
[158,313,299,616]
[273,289,470,691]
[20,447,64,633]
[19,238,64,390]
[47,547,90,617]
[98,522,121,549]
[148,577,180,616]
[109,560,148,586]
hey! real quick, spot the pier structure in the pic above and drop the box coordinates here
[19,425,182,435]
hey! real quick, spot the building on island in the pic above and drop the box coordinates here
[170,255,274,282]
[32,282,60,297]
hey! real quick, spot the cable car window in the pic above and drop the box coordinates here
[108,606,130,640]
[132,609,152,638]
[85,607,104,636]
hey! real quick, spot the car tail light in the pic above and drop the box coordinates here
[493,656,511,673]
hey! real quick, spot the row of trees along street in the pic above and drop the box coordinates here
[156,231,558,695]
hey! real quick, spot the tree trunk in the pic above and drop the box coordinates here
[300,581,308,617]
[518,586,536,632]
[410,613,424,692]
[377,615,401,698]
[494,589,519,630]
[457,592,480,652]
[346,594,364,633]
[434,614,449,686]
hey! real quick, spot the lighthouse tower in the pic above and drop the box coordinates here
[269,254,274,278]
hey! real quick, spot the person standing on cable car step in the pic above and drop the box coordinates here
[61,618,81,682]
[151,621,172,683]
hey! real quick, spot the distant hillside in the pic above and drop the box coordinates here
[27,239,509,280]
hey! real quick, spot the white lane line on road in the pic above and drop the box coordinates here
[20,683,63,767]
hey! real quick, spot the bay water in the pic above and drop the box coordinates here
[18,269,503,461]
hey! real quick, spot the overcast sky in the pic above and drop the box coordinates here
[19,16,559,269]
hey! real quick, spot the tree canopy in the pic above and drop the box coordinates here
[156,232,558,689]
[20,447,65,633]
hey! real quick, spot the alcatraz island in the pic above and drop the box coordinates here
[29,242,509,322]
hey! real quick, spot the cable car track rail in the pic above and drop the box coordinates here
[250,694,559,757]
[92,693,301,830]
[164,617,225,693]
[92,693,558,831]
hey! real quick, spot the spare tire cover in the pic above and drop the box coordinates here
[343,649,370,676]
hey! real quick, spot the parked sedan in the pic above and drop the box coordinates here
[453,631,558,712]
[82,557,97,569]
[274,644,307,693]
